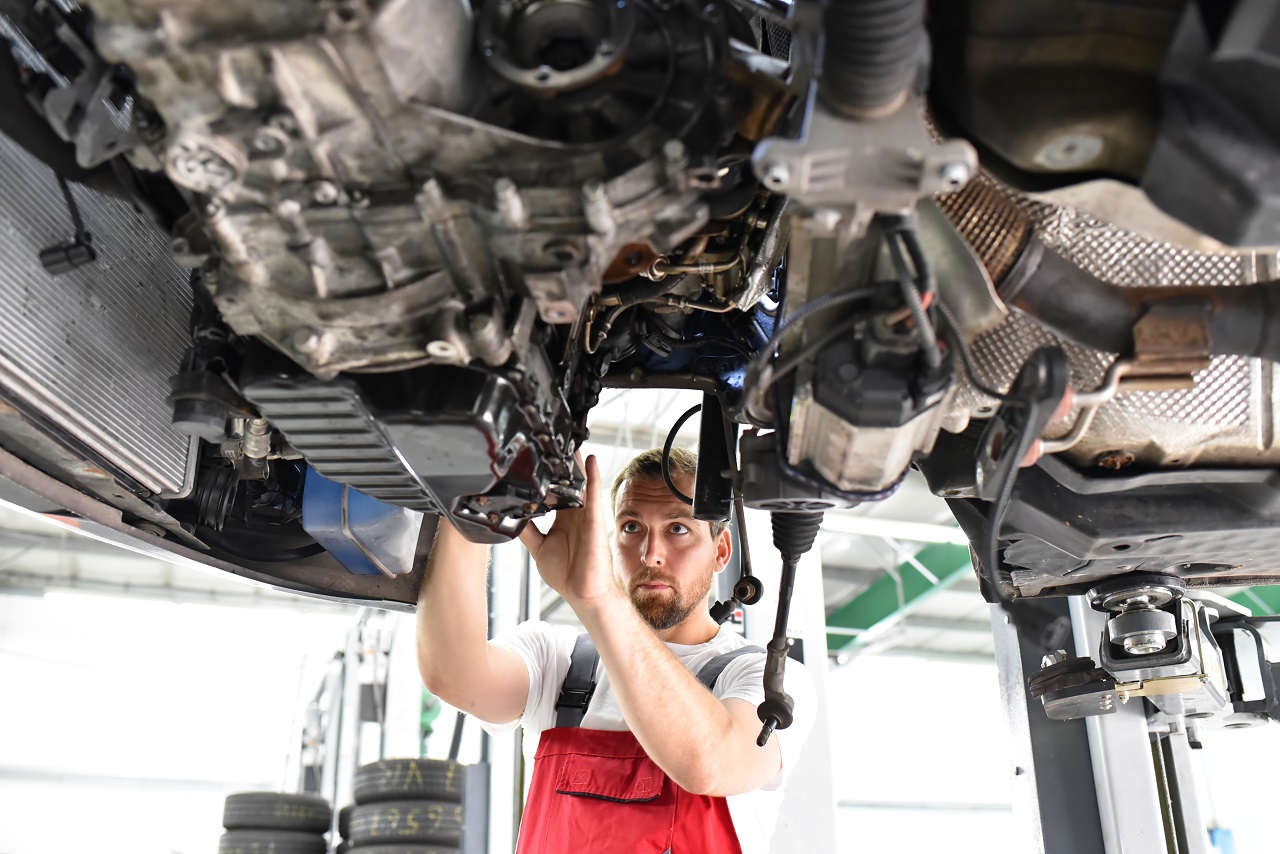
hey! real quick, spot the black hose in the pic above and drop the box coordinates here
[1000,239,1280,364]
[820,0,926,119]
[661,405,702,505]
[646,330,752,359]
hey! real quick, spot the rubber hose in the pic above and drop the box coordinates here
[820,0,926,119]
[1000,242,1280,363]
[936,180,1280,364]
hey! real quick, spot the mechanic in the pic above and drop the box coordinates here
[416,447,815,854]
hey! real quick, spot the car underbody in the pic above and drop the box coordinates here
[3,0,1280,716]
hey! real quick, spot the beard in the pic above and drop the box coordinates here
[628,561,715,631]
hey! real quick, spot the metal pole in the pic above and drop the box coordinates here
[1069,596,1166,854]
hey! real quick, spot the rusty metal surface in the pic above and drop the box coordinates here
[0,130,197,496]
[935,178,1033,284]
[956,195,1280,469]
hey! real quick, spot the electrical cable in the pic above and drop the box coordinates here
[743,286,877,426]
[752,286,878,372]
[759,314,860,399]
[885,227,942,370]
[934,299,1026,404]
[646,330,753,359]
[765,381,904,504]
[55,175,90,246]
[661,404,702,505]
[899,223,935,297]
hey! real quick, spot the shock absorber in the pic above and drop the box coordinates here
[756,509,823,746]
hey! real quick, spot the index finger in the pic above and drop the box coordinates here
[519,519,546,554]
[583,454,602,506]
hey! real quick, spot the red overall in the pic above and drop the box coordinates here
[516,727,743,853]
[514,634,761,854]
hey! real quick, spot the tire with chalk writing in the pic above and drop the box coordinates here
[218,830,328,854]
[352,759,465,804]
[347,800,464,847]
[222,792,332,833]
[347,846,460,854]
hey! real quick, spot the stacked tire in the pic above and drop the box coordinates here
[218,792,333,854]
[335,758,466,854]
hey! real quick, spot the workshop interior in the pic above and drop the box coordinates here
[1,0,1280,850]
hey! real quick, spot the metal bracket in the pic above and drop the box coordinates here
[752,87,977,214]
[1129,303,1213,381]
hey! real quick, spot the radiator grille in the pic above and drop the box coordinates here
[0,131,195,495]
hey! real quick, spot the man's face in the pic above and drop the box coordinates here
[611,473,731,631]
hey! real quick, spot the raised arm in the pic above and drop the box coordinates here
[415,520,530,725]
[520,455,783,796]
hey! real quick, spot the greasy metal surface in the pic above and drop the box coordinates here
[0,131,196,496]
[955,192,1280,469]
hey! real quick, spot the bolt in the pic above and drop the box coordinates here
[582,180,615,235]
[293,329,320,353]
[475,495,489,506]
[169,237,190,255]
[252,131,283,154]
[663,139,687,167]
[426,340,458,359]
[494,177,528,230]
[1124,632,1169,655]
[761,161,790,190]
[486,512,501,525]
[939,160,971,190]
[523,502,540,513]
[311,181,340,205]
[1098,450,1135,470]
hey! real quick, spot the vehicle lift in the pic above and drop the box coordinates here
[994,577,1279,854]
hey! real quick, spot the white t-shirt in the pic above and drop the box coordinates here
[480,621,816,854]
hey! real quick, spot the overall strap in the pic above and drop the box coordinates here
[696,645,766,692]
[555,632,599,728]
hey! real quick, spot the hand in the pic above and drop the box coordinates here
[519,454,621,608]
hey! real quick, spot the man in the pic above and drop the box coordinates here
[416,447,815,853]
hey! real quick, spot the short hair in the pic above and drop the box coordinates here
[610,447,728,539]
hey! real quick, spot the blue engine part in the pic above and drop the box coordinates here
[302,467,425,577]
